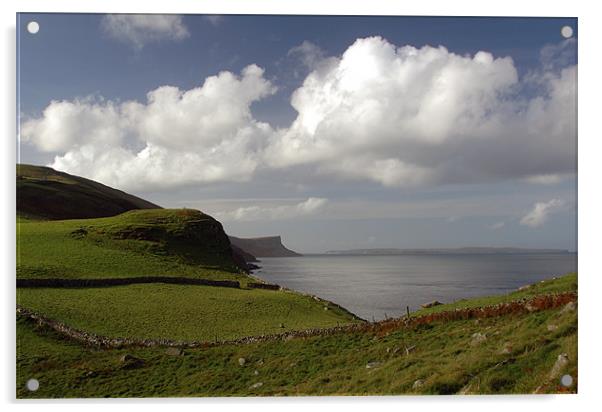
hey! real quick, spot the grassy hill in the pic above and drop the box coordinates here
[16,166,363,399]
[17,164,160,220]
[17,207,361,337]
[16,274,577,397]
[17,164,259,270]
[17,209,247,281]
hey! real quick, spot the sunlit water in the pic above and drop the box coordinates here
[253,253,577,321]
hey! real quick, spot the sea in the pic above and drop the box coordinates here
[252,253,577,321]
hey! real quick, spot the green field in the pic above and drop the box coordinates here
[16,274,577,397]
[15,208,578,397]
[17,284,360,342]
[15,166,578,397]
[17,209,246,282]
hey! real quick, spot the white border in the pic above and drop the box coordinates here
[2,1,600,411]
[4,0,583,17]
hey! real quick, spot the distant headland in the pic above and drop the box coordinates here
[324,247,572,255]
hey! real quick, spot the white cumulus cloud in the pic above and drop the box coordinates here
[520,199,566,228]
[214,197,328,221]
[21,37,576,193]
[288,41,328,71]
[265,36,576,187]
[21,65,276,191]
[101,14,190,49]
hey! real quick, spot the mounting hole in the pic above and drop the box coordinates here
[560,374,573,387]
[26,378,39,391]
[27,21,40,34]
[561,26,573,39]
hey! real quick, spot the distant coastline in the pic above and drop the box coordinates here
[322,247,574,256]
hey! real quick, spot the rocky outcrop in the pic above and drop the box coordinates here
[421,300,443,309]
[470,332,487,346]
[119,354,145,369]
[230,245,260,273]
[229,235,301,257]
[231,245,258,263]
[77,209,249,272]
[549,353,569,379]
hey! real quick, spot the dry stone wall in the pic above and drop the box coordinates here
[17,277,240,289]
[16,292,576,350]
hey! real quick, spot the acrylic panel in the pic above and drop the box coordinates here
[16,13,577,398]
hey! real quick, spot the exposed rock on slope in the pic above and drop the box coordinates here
[231,245,258,263]
[83,209,239,268]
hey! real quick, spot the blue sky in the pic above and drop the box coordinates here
[17,14,577,252]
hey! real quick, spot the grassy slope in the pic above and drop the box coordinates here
[414,273,577,316]
[14,167,578,397]
[17,209,246,282]
[17,164,160,220]
[17,275,577,397]
[16,206,361,382]
[17,284,359,342]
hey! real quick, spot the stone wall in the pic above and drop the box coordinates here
[16,277,240,289]
[247,282,280,291]
[16,292,576,350]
